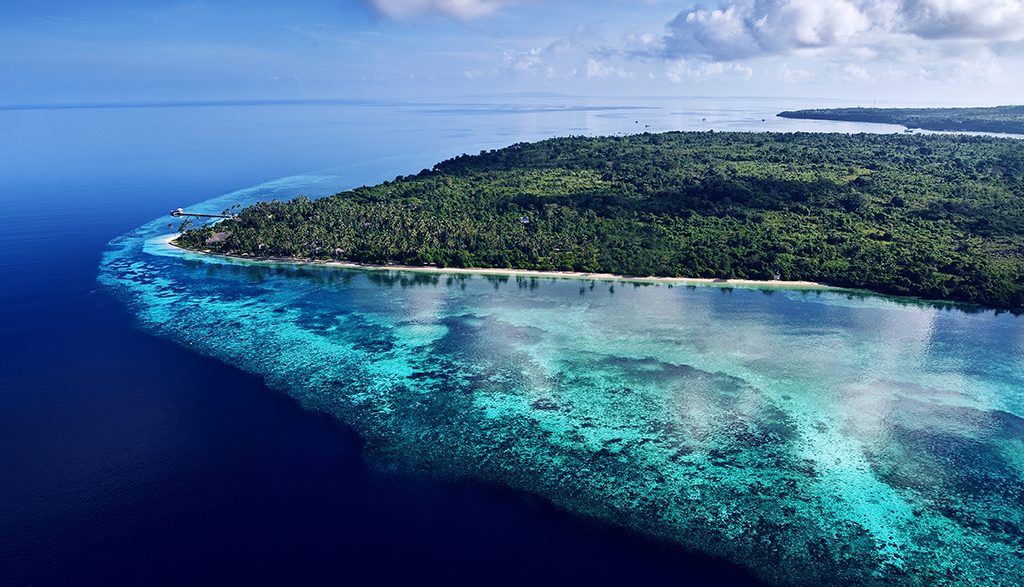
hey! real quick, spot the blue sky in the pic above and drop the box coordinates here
[4,0,1024,105]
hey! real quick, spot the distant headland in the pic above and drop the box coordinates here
[778,105,1024,135]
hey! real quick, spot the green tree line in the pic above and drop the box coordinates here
[778,105,1024,135]
[176,131,1024,309]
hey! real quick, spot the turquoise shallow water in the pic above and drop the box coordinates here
[102,177,1024,587]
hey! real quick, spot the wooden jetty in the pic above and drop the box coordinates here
[170,208,239,220]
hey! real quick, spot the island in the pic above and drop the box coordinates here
[778,105,1024,135]
[175,131,1024,310]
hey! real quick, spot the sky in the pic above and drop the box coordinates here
[3,0,1024,106]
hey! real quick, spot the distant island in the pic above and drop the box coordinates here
[778,105,1024,135]
[176,131,1024,310]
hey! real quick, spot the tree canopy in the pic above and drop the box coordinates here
[176,131,1024,310]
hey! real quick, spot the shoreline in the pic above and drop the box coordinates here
[162,234,839,291]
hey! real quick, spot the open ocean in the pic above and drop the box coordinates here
[4,96,1022,586]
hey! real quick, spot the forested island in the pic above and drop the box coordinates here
[176,131,1024,309]
[778,105,1024,135]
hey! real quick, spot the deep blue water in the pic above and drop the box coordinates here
[0,96,802,586]
[5,97,1019,586]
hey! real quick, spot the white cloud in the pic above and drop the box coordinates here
[503,46,543,71]
[586,58,632,78]
[665,59,755,82]
[923,53,1009,82]
[663,0,873,60]
[901,0,1024,40]
[843,61,874,80]
[624,31,667,55]
[821,61,876,82]
[365,0,521,20]
[358,0,1024,93]
[661,0,1024,61]
[770,61,815,81]
[880,64,908,80]
[501,23,619,78]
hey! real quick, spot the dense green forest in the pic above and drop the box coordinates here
[778,105,1024,135]
[176,131,1024,309]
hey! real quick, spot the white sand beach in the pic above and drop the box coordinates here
[163,234,839,291]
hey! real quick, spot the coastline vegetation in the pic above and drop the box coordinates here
[176,131,1024,309]
[777,105,1024,135]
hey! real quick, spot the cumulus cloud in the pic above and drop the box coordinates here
[503,46,544,70]
[665,59,755,82]
[770,62,814,81]
[662,0,872,60]
[586,58,632,78]
[661,0,1024,61]
[880,64,909,80]
[902,0,1024,40]
[624,31,668,55]
[500,23,627,78]
[363,0,1024,45]
[841,61,873,81]
[360,0,1024,90]
[923,52,1009,82]
[364,0,521,20]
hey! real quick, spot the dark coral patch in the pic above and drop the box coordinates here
[531,398,559,411]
